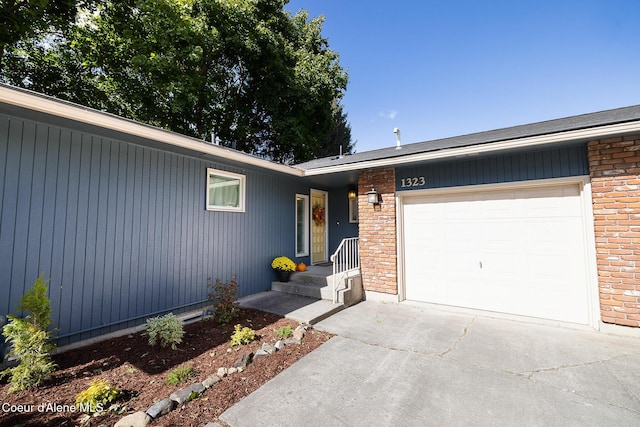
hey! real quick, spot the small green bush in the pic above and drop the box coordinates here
[166,365,194,386]
[230,324,256,346]
[75,379,120,413]
[275,325,293,339]
[145,313,184,350]
[1,273,57,392]
[208,275,239,325]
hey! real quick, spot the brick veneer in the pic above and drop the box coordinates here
[358,168,398,295]
[588,136,640,327]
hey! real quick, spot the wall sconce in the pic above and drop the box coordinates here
[347,190,357,199]
[366,188,379,205]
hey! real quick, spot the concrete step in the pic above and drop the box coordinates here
[290,271,330,286]
[238,291,345,325]
[273,268,363,305]
[272,279,332,300]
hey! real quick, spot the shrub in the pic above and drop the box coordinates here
[275,325,293,339]
[145,313,184,350]
[208,275,239,325]
[230,324,255,346]
[166,365,194,386]
[0,273,57,392]
[75,379,120,413]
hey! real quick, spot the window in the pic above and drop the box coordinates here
[348,198,359,223]
[206,168,245,212]
[295,194,309,256]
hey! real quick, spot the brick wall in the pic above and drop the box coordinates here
[358,168,398,295]
[588,136,640,327]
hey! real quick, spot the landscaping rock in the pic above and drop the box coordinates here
[189,382,206,394]
[283,337,300,345]
[228,367,238,375]
[114,411,151,427]
[146,398,175,419]
[202,374,221,389]
[261,343,276,354]
[233,352,253,369]
[217,367,228,377]
[274,340,285,350]
[253,349,269,358]
[292,329,304,341]
[170,383,204,405]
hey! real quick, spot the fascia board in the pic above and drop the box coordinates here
[0,85,304,177]
[303,121,640,176]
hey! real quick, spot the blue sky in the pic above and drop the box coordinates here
[285,0,640,153]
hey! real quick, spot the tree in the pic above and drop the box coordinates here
[0,0,84,71]
[1,0,353,163]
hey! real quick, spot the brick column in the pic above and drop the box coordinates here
[358,168,397,295]
[588,136,640,327]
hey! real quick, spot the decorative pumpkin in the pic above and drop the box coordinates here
[297,262,307,272]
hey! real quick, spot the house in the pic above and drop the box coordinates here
[1,84,639,350]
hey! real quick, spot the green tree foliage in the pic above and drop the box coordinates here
[1,0,352,163]
[0,0,84,70]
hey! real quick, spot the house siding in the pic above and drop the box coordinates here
[328,187,359,254]
[396,144,589,191]
[588,135,640,328]
[0,114,299,344]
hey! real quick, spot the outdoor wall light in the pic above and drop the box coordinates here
[366,188,379,205]
[347,190,357,199]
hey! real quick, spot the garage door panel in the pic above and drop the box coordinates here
[403,182,590,325]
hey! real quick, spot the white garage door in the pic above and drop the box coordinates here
[402,182,590,324]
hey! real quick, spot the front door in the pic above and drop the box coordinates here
[311,189,328,264]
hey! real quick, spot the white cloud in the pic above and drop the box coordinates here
[379,110,398,120]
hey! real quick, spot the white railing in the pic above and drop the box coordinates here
[330,237,360,303]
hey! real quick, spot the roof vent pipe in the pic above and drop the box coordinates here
[393,128,401,149]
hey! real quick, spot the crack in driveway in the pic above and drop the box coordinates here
[438,317,475,358]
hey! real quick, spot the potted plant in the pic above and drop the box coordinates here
[271,256,296,282]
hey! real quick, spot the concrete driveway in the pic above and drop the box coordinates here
[219,301,640,426]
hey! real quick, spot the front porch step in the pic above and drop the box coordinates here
[238,291,345,325]
[272,268,334,300]
[272,277,332,300]
[272,266,364,307]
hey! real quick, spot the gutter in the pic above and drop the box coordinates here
[4,85,640,178]
[302,120,640,175]
[0,85,304,177]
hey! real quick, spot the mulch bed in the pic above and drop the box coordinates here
[0,308,333,426]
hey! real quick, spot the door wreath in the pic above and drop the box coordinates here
[312,204,325,226]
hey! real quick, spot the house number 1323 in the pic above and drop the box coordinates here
[400,176,426,188]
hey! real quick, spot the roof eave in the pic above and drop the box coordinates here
[302,120,640,176]
[0,85,304,177]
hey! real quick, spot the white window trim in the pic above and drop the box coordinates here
[206,168,246,212]
[295,194,310,256]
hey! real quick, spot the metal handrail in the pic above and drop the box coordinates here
[329,237,360,303]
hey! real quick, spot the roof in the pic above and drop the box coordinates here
[297,104,640,174]
[3,84,640,179]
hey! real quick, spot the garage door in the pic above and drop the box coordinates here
[402,182,590,324]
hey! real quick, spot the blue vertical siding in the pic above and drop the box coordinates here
[395,144,589,191]
[328,187,359,254]
[0,114,299,344]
